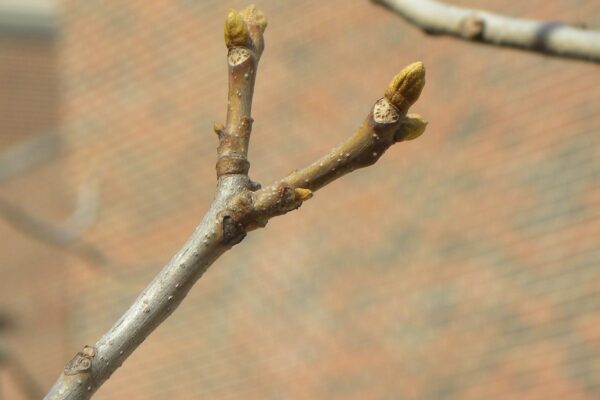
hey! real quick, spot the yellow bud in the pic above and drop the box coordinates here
[224,9,249,47]
[240,4,268,33]
[294,188,313,201]
[396,114,428,141]
[213,123,224,136]
[384,62,426,114]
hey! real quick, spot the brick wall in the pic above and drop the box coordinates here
[0,3,64,399]
[1,1,599,399]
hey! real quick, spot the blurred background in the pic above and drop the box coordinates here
[0,0,599,399]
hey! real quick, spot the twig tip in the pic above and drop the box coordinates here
[385,61,426,113]
[240,4,268,33]
[224,9,250,48]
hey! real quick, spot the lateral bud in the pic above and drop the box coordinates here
[395,114,428,142]
[294,188,313,201]
[384,62,426,114]
[213,123,224,135]
[224,9,250,48]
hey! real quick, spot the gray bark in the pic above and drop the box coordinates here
[374,0,600,62]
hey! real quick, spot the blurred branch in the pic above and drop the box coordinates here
[0,180,113,269]
[0,1,57,39]
[372,0,600,62]
[0,134,61,183]
[44,6,428,399]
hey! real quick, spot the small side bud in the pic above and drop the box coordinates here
[294,188,313,201]
[213,123,224,135]
[384,62,426,114]
[396,114,428,142]
[240,5,268,33]
[224,9,249,47]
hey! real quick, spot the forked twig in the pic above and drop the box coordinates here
[43,6,427,399]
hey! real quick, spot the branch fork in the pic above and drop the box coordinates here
[44,5,427,399]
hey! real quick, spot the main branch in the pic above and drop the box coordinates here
[43,6,427,399]
[373,0,600,62]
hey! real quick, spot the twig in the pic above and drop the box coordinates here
[373,0,600,62]
[42,6,427,399]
